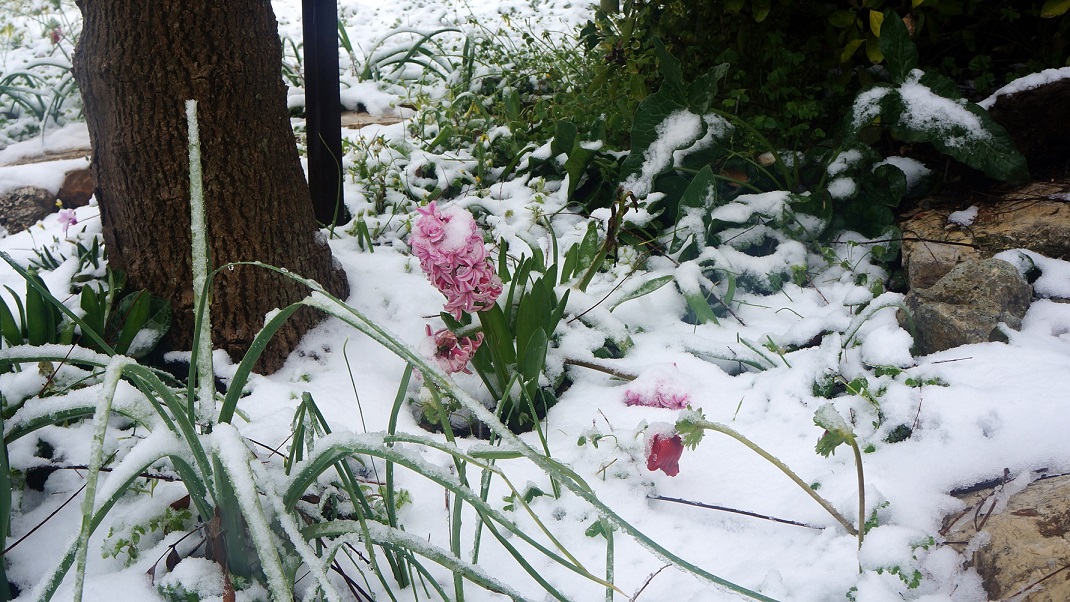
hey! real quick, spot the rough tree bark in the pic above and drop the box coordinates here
[71,0,350,373]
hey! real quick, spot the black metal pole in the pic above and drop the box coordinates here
[303,0,347,226]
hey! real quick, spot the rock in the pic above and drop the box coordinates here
[943,474,1070,601]
[902,258,1031,354]
[57,168,94,207]
[984,71,1070,179]
[899,180,1070,290]
[0,186,57,235]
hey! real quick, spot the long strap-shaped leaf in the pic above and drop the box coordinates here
[225,260,778,601]
[304,520,539,602]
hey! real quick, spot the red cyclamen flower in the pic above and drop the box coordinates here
[647,433,684,477]
[427,325,483,374]
[410,202,502,319]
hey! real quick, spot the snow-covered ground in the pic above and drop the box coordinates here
[2,1,1070,601]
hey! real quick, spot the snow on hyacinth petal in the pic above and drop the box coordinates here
[623,378,690,409]
[410,201,502,319]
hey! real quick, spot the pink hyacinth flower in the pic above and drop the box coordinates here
[426,325,483,374]
[624,381,690,410]
[410,201,502,319]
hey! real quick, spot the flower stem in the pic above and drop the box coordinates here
[850,437,865,548]
[690,418,858,536]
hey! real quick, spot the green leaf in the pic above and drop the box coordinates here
[724,0,744,14]
[502,86,521,121]
[753,0,771,22]
[683,291,719,325]
[840,38,865,63]
[609,275,674,311]
[686,63,729,114]
[865,35,884,64]
[878,9,918,82]
[670,165,717,254]
[619,87,688,181]
[24,274,58,346]
[550,119,577,160]
[813,403,854,457]
[0,296,20,347]
[1042,0,1070,17]
[575,222,602,277]
[113,291,150,355]
[829,10,856,28]
[888,73,1029,183]
[651,37,684,95]
[79,285,107,346]
[868,9,884,36]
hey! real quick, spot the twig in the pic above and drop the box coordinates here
[2,481,87,556]
[1002,562,1070,601]
[647,495,821,529]
[563,357,637,381]
[630,564,671,602]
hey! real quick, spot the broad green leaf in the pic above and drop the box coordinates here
[1041,0,1070,17]
[609,275,674,311]
[651,37,684,95]
[878,9,918,82]
[684,291,719,325]
[724,0,744,14]
[550,120,577,159]
[687,63,730,115]
[868,10,884,36]
[618,87,688,180]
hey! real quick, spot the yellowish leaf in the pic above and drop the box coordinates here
[841,38,865,63]
[1041,0,1070,17]
[869,10,885,37]
[866,36,884,64]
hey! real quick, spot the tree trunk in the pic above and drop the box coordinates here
[71,0,350,373]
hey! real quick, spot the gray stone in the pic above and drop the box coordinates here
[0,186,57,235]
[902,258,1032,354]
[943,474,1070,601]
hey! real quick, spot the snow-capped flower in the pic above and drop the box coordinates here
[624,381,690,409]
[410,201,502,319]
[426,325,483,374]
[647,432,684,477]
[57,209,78,235]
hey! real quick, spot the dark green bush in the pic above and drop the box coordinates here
[585,0,1069,149]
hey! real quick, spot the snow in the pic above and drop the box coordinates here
[897,70,987,147]
[1,1,1069,601]
[623,109,705,199]
[876,156,931,192]
[979,66,1070,109]
[947,206,978,227]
